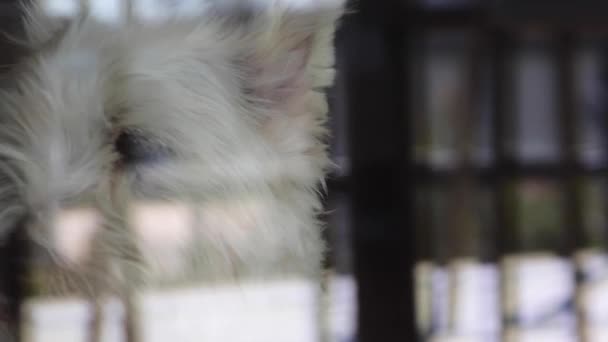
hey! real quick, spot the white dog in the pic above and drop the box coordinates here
[0,0,344,340]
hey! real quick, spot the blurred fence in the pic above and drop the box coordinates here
[406,1,608,340]
[4,0,608,341]
[330,0,608,341]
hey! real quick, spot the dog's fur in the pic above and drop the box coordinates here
[0,0,343,333]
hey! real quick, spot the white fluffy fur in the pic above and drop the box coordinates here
[0,0,344,304]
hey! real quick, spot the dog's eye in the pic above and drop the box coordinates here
[115,128,172,166]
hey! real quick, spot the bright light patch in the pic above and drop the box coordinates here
[130,201,194,247]
[40,0,344,23]
[24,279,319,342]
[53,208,100,265]
[41,0,79,17]
[89,0,124,23]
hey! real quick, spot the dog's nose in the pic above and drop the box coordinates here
[115,128,172,166]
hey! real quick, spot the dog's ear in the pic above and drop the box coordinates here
[235,1,345,111]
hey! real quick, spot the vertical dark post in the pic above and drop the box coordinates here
[602,42,608,253]
[556,31,586,340]
[0,2,28,341]
[0,220,28,342]
[491,29,516,260]
[557,32,585,256]
[490,27,517,338]
[345,0,416,341]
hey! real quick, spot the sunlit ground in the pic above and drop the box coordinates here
[23,275,356,342]
[418,253,608,342]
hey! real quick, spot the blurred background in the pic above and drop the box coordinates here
[3,0,608,341]
[330,0,608,341]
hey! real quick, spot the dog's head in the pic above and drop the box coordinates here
[0,1,344,287]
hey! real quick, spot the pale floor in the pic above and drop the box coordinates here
[23,276,357,342]
[419,253,608,342]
